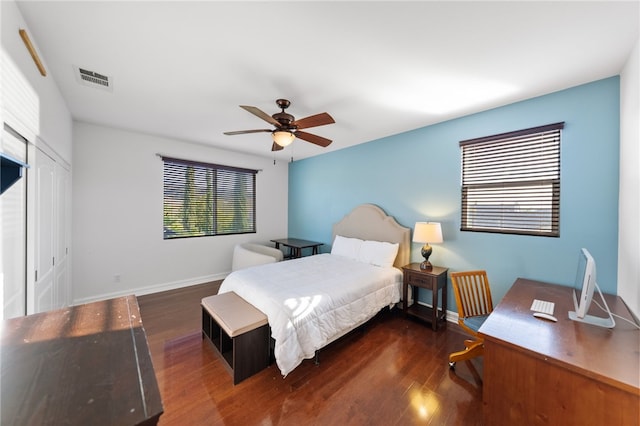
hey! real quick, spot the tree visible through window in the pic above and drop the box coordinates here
[460,122,564,237]
[162,156,257,239]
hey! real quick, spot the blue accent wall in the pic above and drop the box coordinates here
[289,77,620,308]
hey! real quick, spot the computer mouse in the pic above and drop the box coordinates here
[533,312,558,322]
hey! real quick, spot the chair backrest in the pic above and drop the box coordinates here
[231,243,284,271]
[451,270,494,320]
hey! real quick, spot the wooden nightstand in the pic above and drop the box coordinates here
[402,263,449,331]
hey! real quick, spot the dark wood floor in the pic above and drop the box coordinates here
[138,282,484,425]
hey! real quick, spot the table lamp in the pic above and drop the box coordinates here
[413,222,443,270]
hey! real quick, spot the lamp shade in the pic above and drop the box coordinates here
[272,130,295,147]
[413,222,443,244]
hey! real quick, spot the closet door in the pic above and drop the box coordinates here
[33,149,55,313]
[54,163,71,308]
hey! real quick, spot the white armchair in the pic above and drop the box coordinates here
[231,243,284,271]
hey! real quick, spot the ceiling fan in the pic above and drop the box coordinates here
[224,99,335,151]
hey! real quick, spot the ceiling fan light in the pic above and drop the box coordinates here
[272,130,295,147]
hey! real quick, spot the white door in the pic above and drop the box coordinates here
[33,149,55,313]
[54,163,71,308]
[0,175,27,318]
[1,127,28,319]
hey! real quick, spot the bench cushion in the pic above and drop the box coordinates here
[202,292,268,338]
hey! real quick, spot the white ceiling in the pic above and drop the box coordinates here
[15,1,640,161]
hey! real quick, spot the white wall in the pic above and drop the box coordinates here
[1,0,72,161]
[618,37,639,320]
[72,122,288,303]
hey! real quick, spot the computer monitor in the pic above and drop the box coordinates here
[568,248,615,328]
[572,248,596,319]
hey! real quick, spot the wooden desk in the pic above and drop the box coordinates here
[1,296,163,425]
[479,278,639,425]
[271,238,323,258]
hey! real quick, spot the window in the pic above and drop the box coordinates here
[460,122,564,237]
[162,156,257,239]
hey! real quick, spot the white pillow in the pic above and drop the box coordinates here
[331,235,363,260]
[357,240,399,268]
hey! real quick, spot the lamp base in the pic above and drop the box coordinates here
[420,261,433,270]
[420,244,433,270]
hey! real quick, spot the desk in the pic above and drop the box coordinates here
[271,238,323,259]
[479,278,639,425]
[1,296,163,425]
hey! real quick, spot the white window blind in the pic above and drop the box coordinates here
[460,122,564,237]
[162,156,257,239]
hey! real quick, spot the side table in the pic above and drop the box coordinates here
[402,263,449,331]
[271,238,323,259]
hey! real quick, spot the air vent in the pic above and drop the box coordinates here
[74,66,113,92]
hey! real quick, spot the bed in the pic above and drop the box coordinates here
[218,204,410,376]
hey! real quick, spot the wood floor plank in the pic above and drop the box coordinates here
[138,281,483,425]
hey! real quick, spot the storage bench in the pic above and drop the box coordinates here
[201,292,270,384]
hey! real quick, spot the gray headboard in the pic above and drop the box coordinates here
[332,204,411,269]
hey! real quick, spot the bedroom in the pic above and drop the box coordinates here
[5,0,636,318]
[0,0,638,424]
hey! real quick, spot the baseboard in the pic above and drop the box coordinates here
[413,299,459,324]
[72,272,229,306]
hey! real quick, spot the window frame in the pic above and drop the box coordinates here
[161,156,257,240]
[459,122,564,237]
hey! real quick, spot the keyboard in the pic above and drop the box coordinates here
[530,299,555,316]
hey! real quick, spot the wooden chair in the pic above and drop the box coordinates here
[449,270,494,368]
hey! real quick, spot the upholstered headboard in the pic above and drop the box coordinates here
[332,204,410,269]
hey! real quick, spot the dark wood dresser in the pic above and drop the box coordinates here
[1,295,163,425]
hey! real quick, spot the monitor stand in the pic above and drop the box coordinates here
[568,282,616,328]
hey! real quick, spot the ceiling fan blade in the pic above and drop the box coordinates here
[292,112,335,130]
[295,130,332,147]
[240,105,281,127]
[271,142,284,151]
[224,129,272,135]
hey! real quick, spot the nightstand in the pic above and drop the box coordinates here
[402,263,448,331]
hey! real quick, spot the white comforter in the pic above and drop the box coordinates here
[218,253,402,376]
